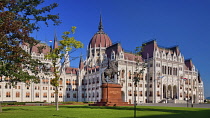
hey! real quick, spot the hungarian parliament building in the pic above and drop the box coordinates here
[0,17,204,104]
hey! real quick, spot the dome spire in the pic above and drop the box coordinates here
[98,14,103,31]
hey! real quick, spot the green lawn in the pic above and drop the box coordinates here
[0,105,210,118]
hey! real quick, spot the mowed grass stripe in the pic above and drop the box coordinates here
[0,105,210,118]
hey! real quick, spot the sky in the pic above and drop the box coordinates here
[32,0,210,98]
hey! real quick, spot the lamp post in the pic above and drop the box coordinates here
[187,87,189,107]
[133,74,139,118]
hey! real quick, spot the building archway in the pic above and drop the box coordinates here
[173,85,177,99]
[168,85,172,99]
[193,94,196,103]
[163,84,166,98]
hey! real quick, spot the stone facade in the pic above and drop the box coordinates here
[0,16,204,104]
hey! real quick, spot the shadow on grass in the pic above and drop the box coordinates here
[60,105,210,118]
[3,107,34,111]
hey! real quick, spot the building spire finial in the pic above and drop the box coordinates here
[53,29,58,49]
[98,13,103,31]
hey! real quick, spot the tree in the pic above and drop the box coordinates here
[0,0,60,112]
[45,26,83,111]
[133,44,147,118]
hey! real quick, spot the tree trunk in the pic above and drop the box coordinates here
[55,86,59,111]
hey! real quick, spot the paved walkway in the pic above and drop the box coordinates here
[138,103,210,108]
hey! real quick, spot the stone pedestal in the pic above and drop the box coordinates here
[90,83,132,106]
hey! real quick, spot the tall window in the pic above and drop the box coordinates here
[149,91,153,96]
[51,93,54,98]
[162,66,164,74]
[35,92,39,98]
[121,70,125,78]
[111,52,115,60]
[96,92,99,97]
[164,66,167,74]
[157,91,160,96]
[43,92,47,98]
[128,90,132,96]
[67,93,70,98]
[120,52,123,59]
[16,92,20,98]
[26,92,30,98]
[73,93,77,98]
[59,93,62,98]
[59,78,63,85]
[139,91,143,96]
[128,71,131,79]
[6,92,11,97]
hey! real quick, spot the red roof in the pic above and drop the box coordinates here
[124,52,143,62]
[65,67,78,74]
[23,43,51,55]
[88,31,112,48]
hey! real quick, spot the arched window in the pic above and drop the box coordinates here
[128,71,131,79]
[96,92,99,97]
[35,92,39,98]
[26,92,30,98]
[121,70,125,78]
[16,92,20,98]
[111,51,115,60]
[43,92,47,98]
[51,93,54,98]
[67,93,70,98]
[6,92,11,97]
[120,52,124,59]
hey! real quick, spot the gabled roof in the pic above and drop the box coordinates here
[185,59,193,71]
[141,40,157,59]
[106,43,123,58]
[168,46,180,56]
[141,40,181,58]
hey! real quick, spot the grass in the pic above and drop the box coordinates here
[0,105,210,118]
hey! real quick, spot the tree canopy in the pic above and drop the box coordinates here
[45,26,83,110]
[0,0,60,84]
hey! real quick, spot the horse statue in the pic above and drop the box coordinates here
[102,59,118,83]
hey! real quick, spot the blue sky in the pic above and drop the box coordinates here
[32,0,210,98]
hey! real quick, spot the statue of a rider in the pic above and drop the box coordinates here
[102,59,118,83]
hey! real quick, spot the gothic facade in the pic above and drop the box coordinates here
[0,17,204,104]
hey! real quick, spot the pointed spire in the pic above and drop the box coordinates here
[98,14,103,31]
[53,29,58,49]
[79,54,84,70]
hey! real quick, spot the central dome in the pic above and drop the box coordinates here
[88,15,112,48]
[88,31,112,48]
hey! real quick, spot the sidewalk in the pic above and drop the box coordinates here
[138,103,210,108]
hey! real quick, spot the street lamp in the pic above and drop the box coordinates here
[133,74,140,118]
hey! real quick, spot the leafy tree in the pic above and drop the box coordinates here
[0,0,60,112]
[133,44,147,118]
[45,26,83,111]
